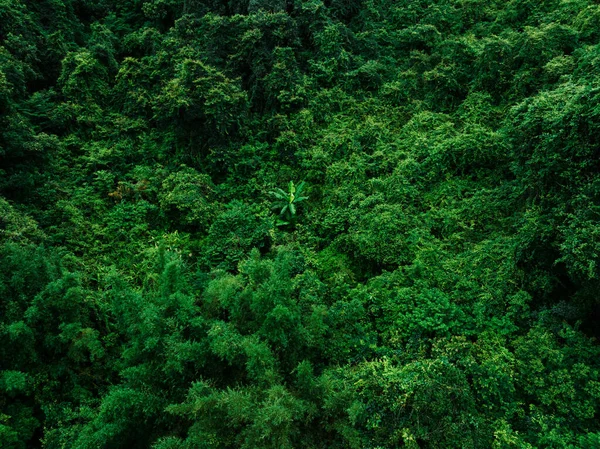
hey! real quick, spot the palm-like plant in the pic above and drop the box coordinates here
[271,181,308,226]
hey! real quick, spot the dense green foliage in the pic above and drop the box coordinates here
[2,0,600,447]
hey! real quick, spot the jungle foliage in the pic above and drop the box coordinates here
[2,0,600,447]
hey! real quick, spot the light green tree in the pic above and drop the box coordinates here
[271,181,308,227]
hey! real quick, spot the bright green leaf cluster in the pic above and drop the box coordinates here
[271,181,308,227]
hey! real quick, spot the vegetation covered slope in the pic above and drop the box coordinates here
[2,0,600,447]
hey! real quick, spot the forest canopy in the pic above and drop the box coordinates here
[2,0,600,448]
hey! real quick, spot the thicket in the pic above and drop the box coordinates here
[2,0,600,447]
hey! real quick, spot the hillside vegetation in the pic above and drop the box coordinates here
[2,0,600,447]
